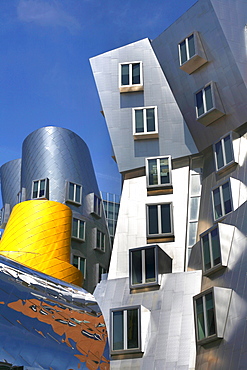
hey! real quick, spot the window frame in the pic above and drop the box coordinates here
[146,203,173,238]
[146,156,172,189]
[31,178,49,199]
[72,254,86,278]
[212,180,233,221]
[213,133,235,173]
[132,106,158,138]
[195,82,215,119]
[91,193,102,218]
[66,181,82,205]
[201,226,222,274]
[178,33,196,66]
[95,229,105,252]
[110,306,142,355]
[71,218,86,241]
[119,62,143,91]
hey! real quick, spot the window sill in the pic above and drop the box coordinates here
[214,211,232,223]
[119,85,144,93]
[197,334,222,346]
[216,161,237,176]
[180,54,207,74]
[111,350,143,360]
[94,247,105,253]
[71,237,85,243]
[90,211,101,219]
[147,186,173,196]
[203,264,226,277]
[134,133,159,140]
[130,283,160,293]
[147,235,174,243]
[197,107,225,126]
[66,199,82,206]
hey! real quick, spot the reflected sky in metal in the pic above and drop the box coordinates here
[0,256,109,370]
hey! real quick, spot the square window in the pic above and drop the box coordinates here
[96,230,105,252]
[32,178,49,199]
[179,34,195,65]
[119,62,143,92]
[201,227,221,272]
[178,31,207,74]
[147,203,173,238]
[146,156,172,188]
[133,107,158,139]
[214,134,234,172]
[110,306,141,355]
[72,218,85,241]
[66,182,82,205]
[212,181,232,221]
[73,255,86,277]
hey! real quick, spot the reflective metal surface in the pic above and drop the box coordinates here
[0,255,109,370]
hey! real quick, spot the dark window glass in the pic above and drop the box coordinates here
[180,40,187,64]
[113,311,124,350]
[206,293,216,336]
[33,181,38,198]
[69,182,74,200]
[132,250,142,285]
[145,248,155,282]
[73,255,79,268]
[135,110,144,133]
[213,187,222,219]
[211,228,221,266]
[188,34,195,58]
[39,179,45,197]
[224,135,233,165]
[148,205,158,234]
[146,108,155,132]
[160,158,170,184]
[75,185,81,203]
[196,90,204,116]
[196,297,205,340]
[202,233,211,270]
[161,204,171,234]
[121,64,129,85]
[215,141,224,170]
[222,182,232,215]
[79,220,84,240]
[132,63,140,85]
[205,85,213,111]
[148,159,158,186]
[72,218,78,238]
[127,309,139,349]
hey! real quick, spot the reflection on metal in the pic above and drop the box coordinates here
[0,200,82,286]
[0,255,109,370]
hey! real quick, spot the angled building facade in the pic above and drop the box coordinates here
[90,0,247,368]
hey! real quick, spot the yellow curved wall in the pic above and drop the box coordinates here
[0,200,82,286]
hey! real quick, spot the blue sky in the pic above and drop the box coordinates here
[0,0,197,207]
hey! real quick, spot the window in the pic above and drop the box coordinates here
[96,230,105,252]
[73,255,86,277]
[146,156,171,188]
[133,107,158,139]
[97,264,107,283]
[130,246,157,287]
[72,218,85,241]
[179,34,195,65]
[91,194,102,218]
[67,182,82,205]
[110,306,141,355]
[195,291,216,342]
[201,227,221,272]
[212,181,232,220]
[32,179,49,199]
[119,62,143,92]
[214,134,234,172]
[147,203,173,238]
[196,84,213,118]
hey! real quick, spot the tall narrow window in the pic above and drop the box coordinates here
[214,134,234,171]
[73,255,86,277]
[146,156,171,188]
[147,203,173,237]
[72,218,85,241]
[195,292,216,341]
[120,62,142,87]
[91,194,102,218]
[196,84,213,117]
[67,182,82,205]
[133,107,158,137]
[201,227,221,272]
[212,181,232,220]
[32,179,48,199]
[179,34,195,65]
[96,230,105,252]
[111,307,141,354]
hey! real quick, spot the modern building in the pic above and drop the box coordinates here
[90,0,247,368]
[0,126,111,293]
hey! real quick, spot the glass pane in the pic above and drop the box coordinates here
[188,34,195,58]
[101,234,105,251]
[179,40,187,64]
[206,293,216,336]
[69,182,74,201]
[131,250,142,285]
[121,64,129,86]
[113,311,124,350]
[196,297,205,340]
[189,197,200,221]
[148,205,158,235]
[222,182,232,215]
[205,85,213,111]
[190,174,201,196]
[33,181,38,198]
[79,221,84,240]
[202,234,211,270]
[161,204,171,234]
[215,140,224,170]
[148,159,158,186]
[135,110,144,133]
[127,309,138,349]
[72,218,78,238]
[97,230,101,249]
[80,258,85,275]
[211,228,221,266]
[39,179,46,197]
[108,203,114,219]
[73,255,79,268]
[146,108,155,132]
[75,185,81,203]
[196,90,204,116]
[213,188,222,219]
[145,247,156,283]
[224,135,233,165]
[108,220,114,235]
[132,63,140,85]
[160,158,170,184]
[188,222,197,247]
